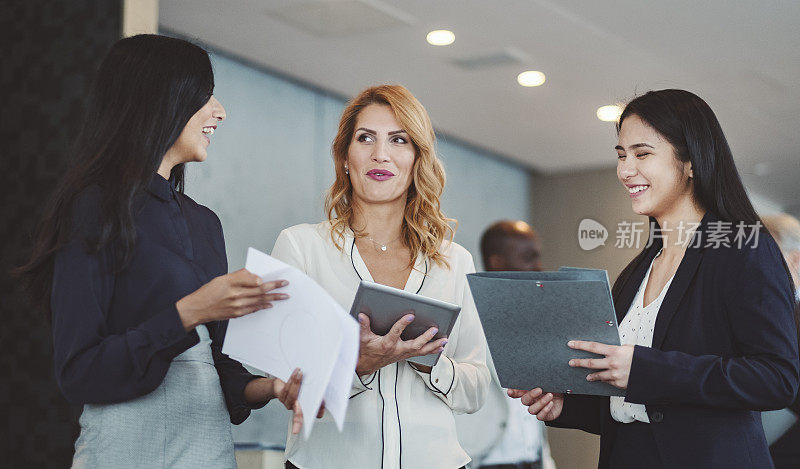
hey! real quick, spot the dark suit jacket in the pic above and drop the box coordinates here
[548,212,799,468]
[768,302,800,469]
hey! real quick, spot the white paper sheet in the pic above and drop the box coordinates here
[223,247,359,438]
[322,310,360,430]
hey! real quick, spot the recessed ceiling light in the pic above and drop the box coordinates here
[517,71,546,87]
[596,105,622,122]
[426,30,455,46]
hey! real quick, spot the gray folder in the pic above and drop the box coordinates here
[467,267,625,397]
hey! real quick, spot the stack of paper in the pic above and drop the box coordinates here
[223,247,360,438]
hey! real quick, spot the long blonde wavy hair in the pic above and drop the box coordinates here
[325,84,456,269]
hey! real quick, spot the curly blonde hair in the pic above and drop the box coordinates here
[325,84,456,269]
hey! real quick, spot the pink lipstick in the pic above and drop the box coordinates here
[366,169,395,181]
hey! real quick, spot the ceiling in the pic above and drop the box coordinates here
[160,0,800,211]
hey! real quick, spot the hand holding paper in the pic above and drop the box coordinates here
[223,248,359,438]
[176,268,289,330]
[272,369,326,434]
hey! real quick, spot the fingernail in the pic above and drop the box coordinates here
[431,328,439,335]
[280,294,290,299]
[441,339,448,346]
[567,341,575,347]
[281,280,289,286]
[569,360,575,367]
[256,277,263,285]
[358,315,366,324]
[265,303,273,308]
[406,315,415,322]
[586,376,592,381]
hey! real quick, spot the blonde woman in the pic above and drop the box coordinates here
[272,85,490,469]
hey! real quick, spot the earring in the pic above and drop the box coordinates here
[345,165,349,175]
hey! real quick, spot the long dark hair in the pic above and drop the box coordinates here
[611,89,791,299]
[16,34,214,314]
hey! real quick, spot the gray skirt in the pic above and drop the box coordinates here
[72,325,235,469]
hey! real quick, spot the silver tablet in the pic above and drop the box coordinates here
[349,281,461,367]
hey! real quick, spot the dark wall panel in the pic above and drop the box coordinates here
[1,1,121,467]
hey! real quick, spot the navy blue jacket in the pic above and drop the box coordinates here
[548,212,799,468]
[51,175,260,424]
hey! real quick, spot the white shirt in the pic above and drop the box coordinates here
[479,392,543,465]
[272,222,491,469]
[610,251,675,423]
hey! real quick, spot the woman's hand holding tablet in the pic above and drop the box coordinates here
[355,312,446,375]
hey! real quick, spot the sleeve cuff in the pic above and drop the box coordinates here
[625,345,662,404]
[350,371,377,398]
[546,394,607,435]
[228,374,264,425]
[135,304,191,360]
[411,356,455,395]
[247,375,270,411]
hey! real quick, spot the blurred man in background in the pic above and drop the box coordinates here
[477,220,556,469]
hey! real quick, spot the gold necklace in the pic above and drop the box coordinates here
[365,234,401,252]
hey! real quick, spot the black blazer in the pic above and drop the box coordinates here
[548,212,799,468]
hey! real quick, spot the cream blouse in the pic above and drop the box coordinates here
[271,222,490,469]
[610,250,675,423]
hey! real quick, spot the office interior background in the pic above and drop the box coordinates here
[2,0,799,467]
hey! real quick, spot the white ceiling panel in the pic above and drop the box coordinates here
[160,0,800,207]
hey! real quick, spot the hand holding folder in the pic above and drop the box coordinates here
[507,340,635,422]
[467,267,627,397]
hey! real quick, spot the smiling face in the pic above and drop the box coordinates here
[165,95,226,165]
[616,114,694,219]
[346,104,416,207]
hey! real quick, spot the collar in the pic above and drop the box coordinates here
[344,227,428,291]
[146,173,176,202]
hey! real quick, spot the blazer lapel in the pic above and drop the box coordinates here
[651,245,704,349]
[650,212,715,349]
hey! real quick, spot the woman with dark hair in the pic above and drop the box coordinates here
[17,34,303,468]
[511,89,799,468]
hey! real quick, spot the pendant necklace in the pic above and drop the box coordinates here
[350,239,428,294]
[365,234,401,252]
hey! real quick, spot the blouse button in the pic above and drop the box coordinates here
[650,410,664,423]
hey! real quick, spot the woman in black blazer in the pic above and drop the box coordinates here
[511,89,799,468]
